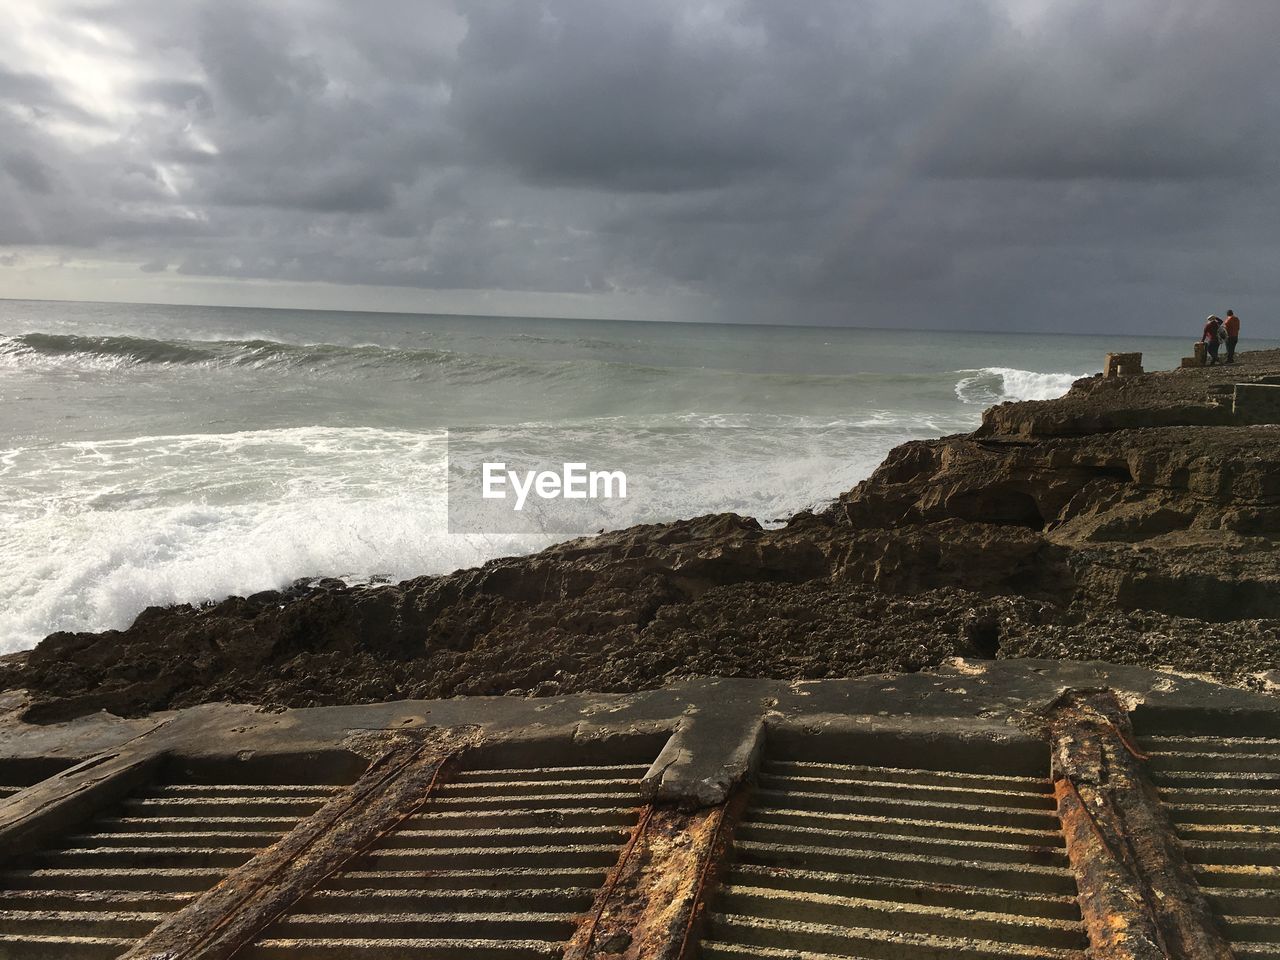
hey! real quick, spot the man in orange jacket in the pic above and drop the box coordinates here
[1223,309,1241,364]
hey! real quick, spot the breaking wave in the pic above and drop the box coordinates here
[2,333,1085,408]
[0,422,904,652]
[954,367,1085,405]
[0,332,498,378]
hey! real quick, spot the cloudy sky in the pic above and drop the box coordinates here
[1,0,1277,332]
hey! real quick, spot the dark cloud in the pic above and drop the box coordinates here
[1,0,1278,331]
[4,152,53,194]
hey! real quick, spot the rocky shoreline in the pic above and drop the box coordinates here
[5,349,1280,720]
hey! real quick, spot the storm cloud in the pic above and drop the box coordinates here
[1,0,1278,330]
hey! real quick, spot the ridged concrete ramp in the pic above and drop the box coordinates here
[0,659,1277,960]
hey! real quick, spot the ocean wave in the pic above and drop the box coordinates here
[0,420,911,652]
[954,367,1085,405]
[0,332,1081,408]
[0,331,684,392]
[0,332,465,374]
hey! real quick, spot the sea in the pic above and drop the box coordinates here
[1,298,1259,653]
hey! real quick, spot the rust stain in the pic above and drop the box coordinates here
[1048,689,1234,960]
[565,793,744,960]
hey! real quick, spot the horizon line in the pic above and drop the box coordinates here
[0,294,1218,341]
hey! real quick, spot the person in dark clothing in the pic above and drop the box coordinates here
[1203,315,1222,365]
[1223,309,1241,363]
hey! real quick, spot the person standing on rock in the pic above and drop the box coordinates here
[1223,309,1241,364]
[1203,315,1223,365]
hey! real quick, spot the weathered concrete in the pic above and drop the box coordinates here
[8,659,1280,776]
[642,708,765,808]
[4,661,1280,959]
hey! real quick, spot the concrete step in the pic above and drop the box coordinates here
[728,864,1081,922]
[762,761,1051,793]
[0,934,133,960]
[416,791,644,812]
[1195,864,1280,890]
[1153,770,1280,790]
[249,755,648,957]
[1168,802,1280,826]
[0,888,194,911]
[244,937,564,959]
[119,796,330,817]
[295,887,595,914]
[702,750,1084,960]
[371,825,631,850]
[715,884,1086,951]
[20,845,259,869]
[745,807,1064,849]
[268,910,579,941]
[1147,736,1280,949]
[0,867,229,892]
[755,773,1056,811]
[0,773,341,956]
[450,764,649,783]
[93,815,305,833]
[350,843,626,872]
[736,841,1077,896]
[1148,752,1280,774]
[1222,916,1280,944]
[703,912,1085,960]
[140,784,342,798]
[1178,822,1280,844]
[325,867,607,892]
[751,788,1059,831]
[0,908,164,938]
[402,806,635,830]
[65,830,285,849]
[434,777,642,798]
[1206,888,1280,918]
[1182,839,1280,867]
[1141,736,1280,756]
[735,822,1067,868]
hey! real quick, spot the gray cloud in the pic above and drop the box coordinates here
[1,0,1278,331]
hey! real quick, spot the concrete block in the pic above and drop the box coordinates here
[1104,352,1144,378]
[642,709,766,808]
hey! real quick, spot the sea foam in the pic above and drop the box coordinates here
[0,422,909,652]
[954,367,1084,405]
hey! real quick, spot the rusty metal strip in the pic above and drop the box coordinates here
[1047,689,1234,960]
[564,791,745,960]
[121,731,473,960]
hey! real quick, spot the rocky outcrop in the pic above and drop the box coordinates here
[10,350,1280,720]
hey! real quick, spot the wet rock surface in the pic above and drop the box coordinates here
[9,350,1280,720]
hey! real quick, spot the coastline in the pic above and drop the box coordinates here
[5,348,1280,721]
